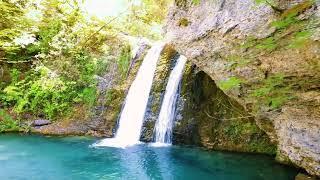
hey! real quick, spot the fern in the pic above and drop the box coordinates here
[251,74,294,109]
[255,37,278,51]
[192,0,200,5]
[0,109,20,132]
[118,45,132,78]
[288,30,312,48]
[218,77,242,91]
[271,16,297,29]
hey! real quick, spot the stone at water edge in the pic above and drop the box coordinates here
[295,173,318,180]
[32,119,51,127]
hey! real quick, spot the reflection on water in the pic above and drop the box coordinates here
[0,134,298,180]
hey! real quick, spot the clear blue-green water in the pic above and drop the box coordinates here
[0,134,298,180]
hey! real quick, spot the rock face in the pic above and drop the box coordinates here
[141,45,179,142]
[166,0,320,176]
[33,39,151,138]
[173,65,276,154]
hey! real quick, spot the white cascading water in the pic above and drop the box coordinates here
[152,55,187,146]
[94,42,165,148]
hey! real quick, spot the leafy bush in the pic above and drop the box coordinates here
[10,68,20,84]
[117,45,132,78]
[192,0,201,5]
[0,109,20,132]
[1,66,77,119]
[78,87,97,108]
[0,0,170,122]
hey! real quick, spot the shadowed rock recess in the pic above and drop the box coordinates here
[174,65,276,154]
[166,0,320,176]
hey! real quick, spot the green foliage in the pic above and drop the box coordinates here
[9,68,20,84]
[241,36,258,50]
[226,55,251,69]
[255,37,278,51]
[223,119,276,154]
[253,0,278,11]
[251,74,294,109]
[254,0,271,4]
[288,30,312,48]
[72,52,98,85]
[281,0,315,18]
[218,77,242,91]
[96,58,109,76]
[192,0,201,5]
[118,45,131,78]
[271,16,297,29]
[271,0,315,29]
[249,139,277,155]
[78,87,97,108]
[0,0,29,49]
[0,109,20,132]
[224,121,259,140]
[242,0,315,55]
[0,0,121,121]
[1,66,78,119]
[37,19,62,54]
[122,0,173,39]
[105,88,124,107]
[0,0,172,121]
[129,0,173,24]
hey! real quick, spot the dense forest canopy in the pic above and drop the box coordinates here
[0,0,173,130]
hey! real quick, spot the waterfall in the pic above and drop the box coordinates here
[153,55,187,146]
[94,42,165,148]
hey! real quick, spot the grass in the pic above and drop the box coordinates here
[218,77,242,91]
[0,109,20,132]
[192,0,200,5]
[251,74,295,110]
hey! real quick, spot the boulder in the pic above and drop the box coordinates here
[166,0,320,176]
[32,119,51,127]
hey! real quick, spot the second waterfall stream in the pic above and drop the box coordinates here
[94,42,165,148]
[94,42,187,148]
[153,55,187,146]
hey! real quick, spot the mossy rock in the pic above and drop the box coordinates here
[174,69,276,154]
[178,18,190,27]
[141,45,179,142]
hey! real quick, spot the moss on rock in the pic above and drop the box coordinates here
[174,68,276,154]
[140,45,179,142]
[178,18,190,27]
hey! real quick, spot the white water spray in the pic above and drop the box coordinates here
[94,42,165,148]
[152,55,187,146]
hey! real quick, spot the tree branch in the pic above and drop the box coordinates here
[82,7,130,47]
[0,59,32,64]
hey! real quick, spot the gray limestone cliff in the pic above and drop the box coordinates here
[166,0,320,176]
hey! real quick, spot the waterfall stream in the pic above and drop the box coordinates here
[94,42,165,148]
[152,55,187,146]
